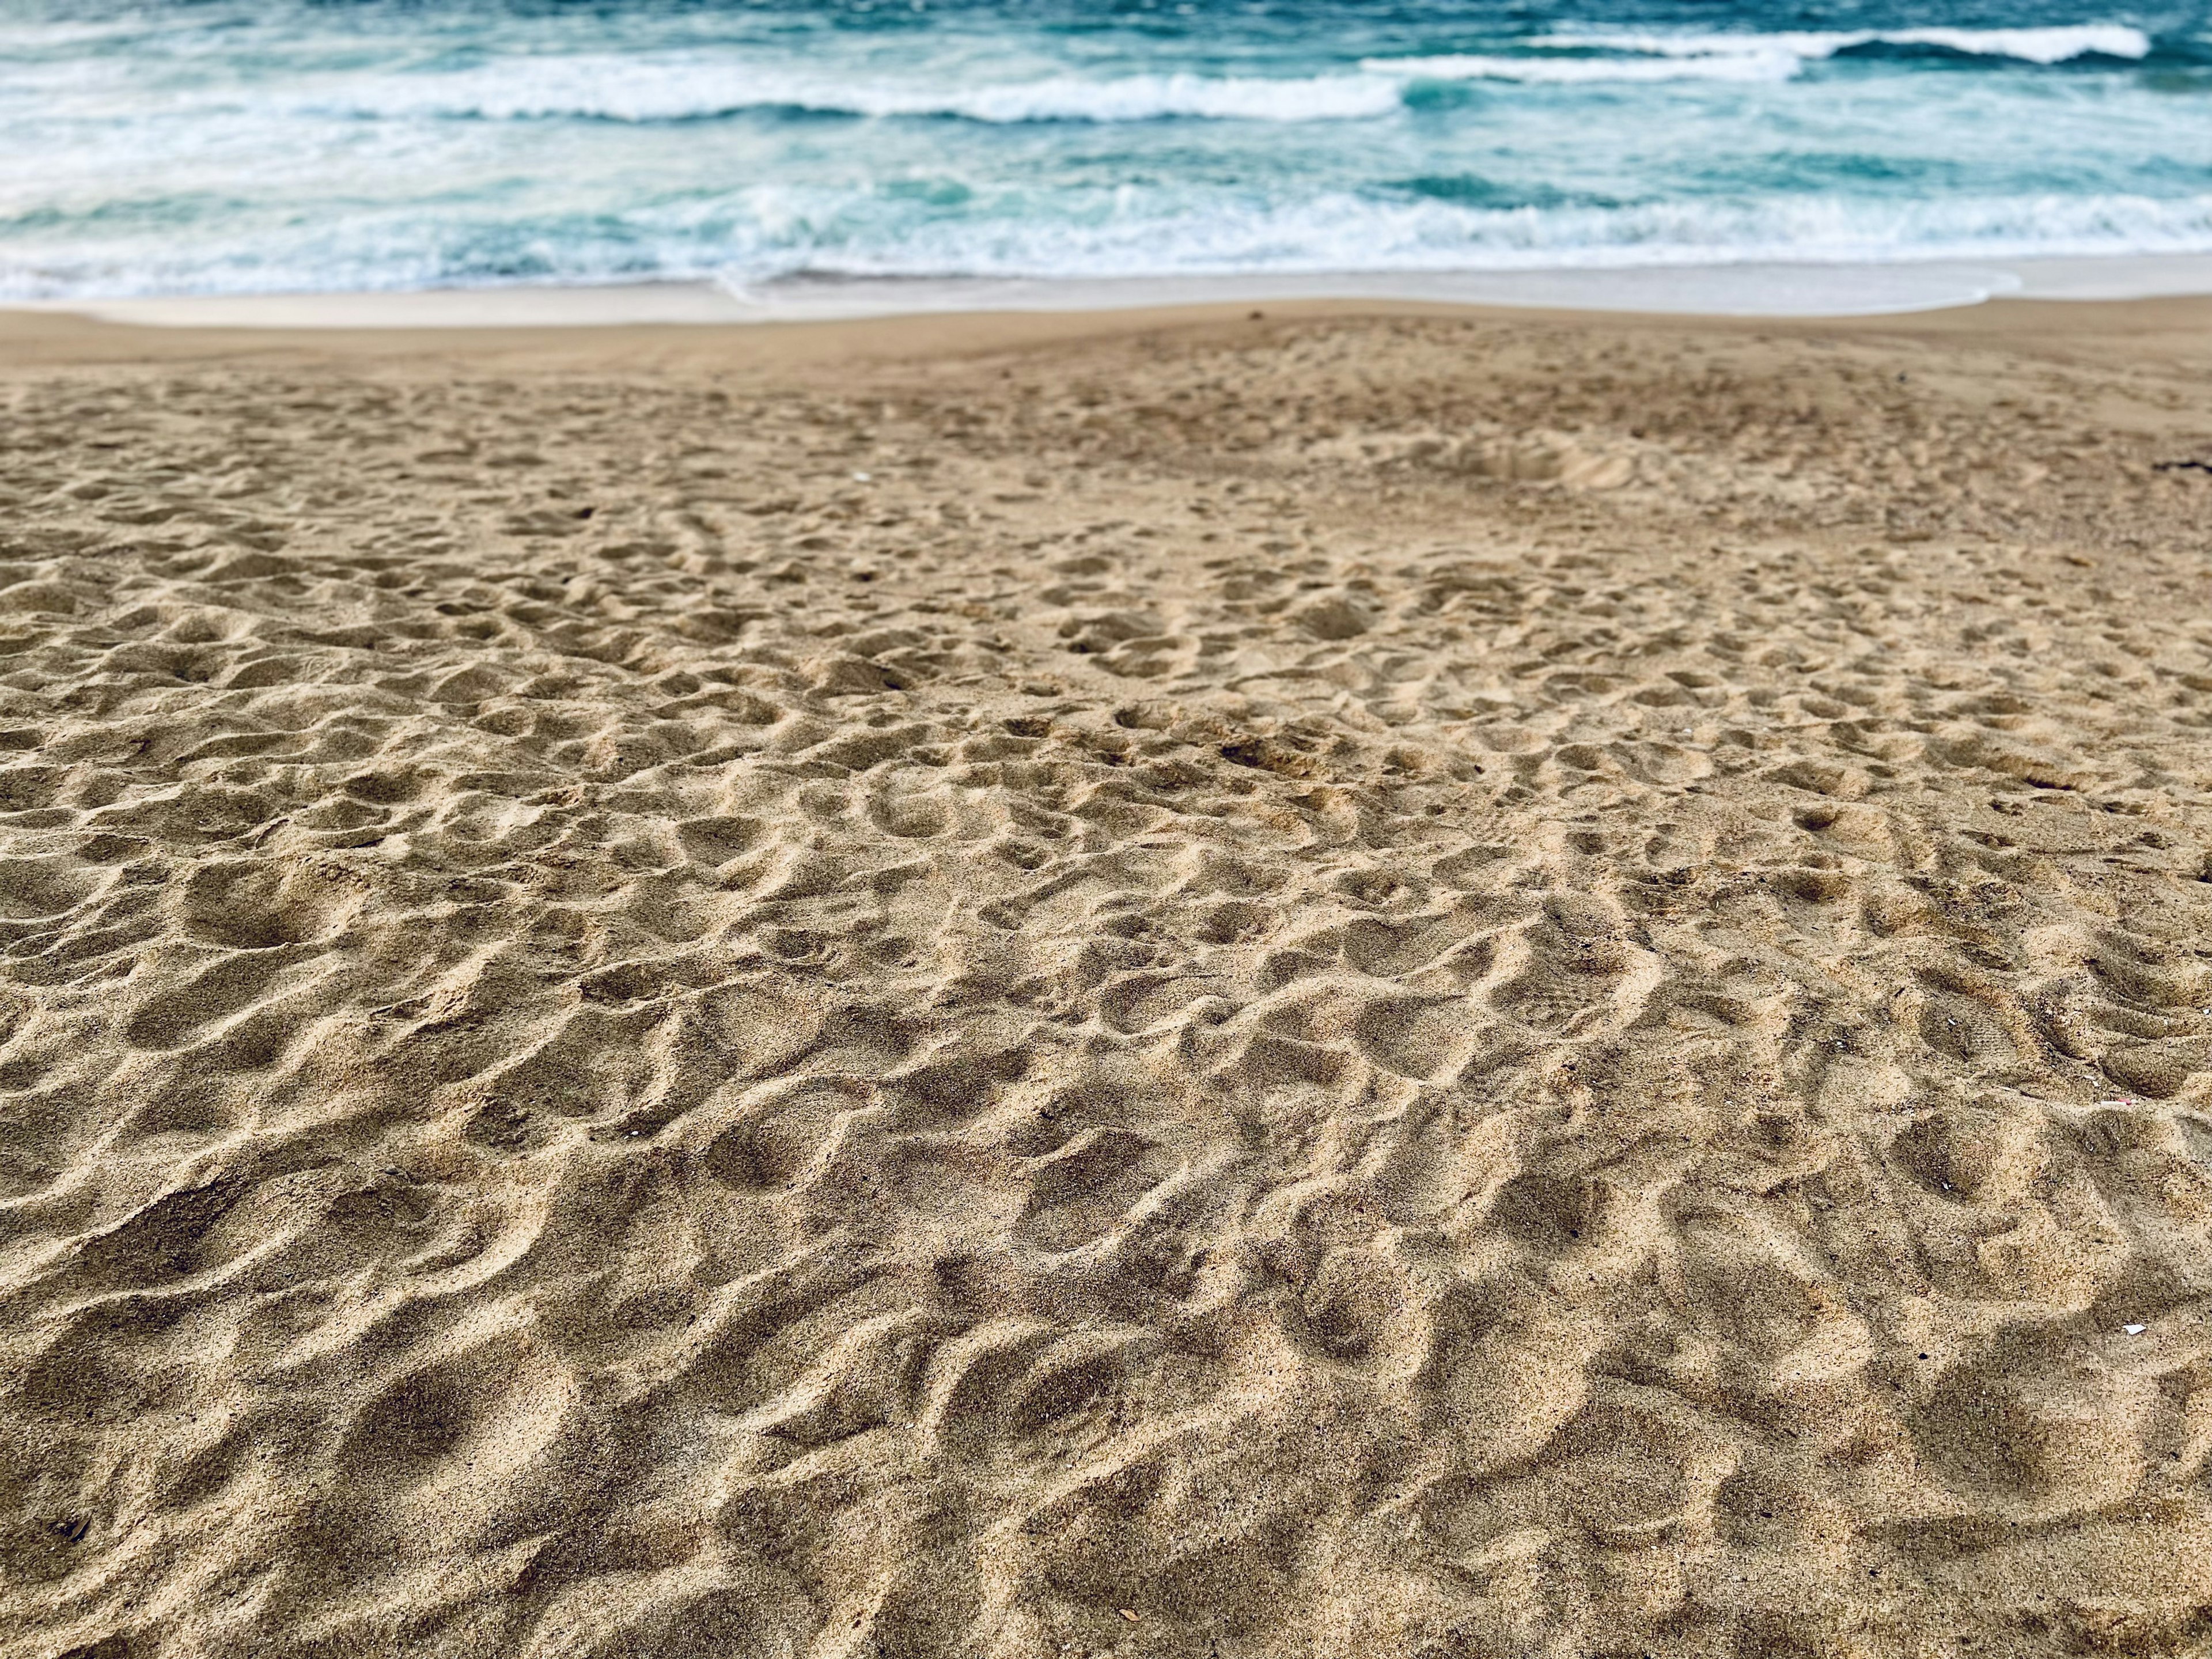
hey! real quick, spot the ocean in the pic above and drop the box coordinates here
[2,0,2209,301]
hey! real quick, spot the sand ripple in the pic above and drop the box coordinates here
[1,307,2210,1657]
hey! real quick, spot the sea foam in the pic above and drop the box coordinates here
[1534,24,2154,64]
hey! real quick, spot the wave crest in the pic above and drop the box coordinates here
[1366,22,2153,86]
[315,20,2159,128]
[1542,24,2153,65]
[320,60,1405,124]
[1372,51,1799,84]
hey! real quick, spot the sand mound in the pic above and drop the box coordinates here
[1,303,2210,1658]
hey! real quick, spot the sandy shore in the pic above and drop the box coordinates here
[2,294,2210,1659]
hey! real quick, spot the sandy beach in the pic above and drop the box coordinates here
[2,291,2211,1659]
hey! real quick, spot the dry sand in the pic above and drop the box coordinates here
[1,296,2210,1659]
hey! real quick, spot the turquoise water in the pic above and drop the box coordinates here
[2,0,2209,298]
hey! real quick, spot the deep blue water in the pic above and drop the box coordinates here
[1,0,2207,297]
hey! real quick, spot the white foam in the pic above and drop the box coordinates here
[339,25,2139,124]
[1369,51,1801,84]
[1365,22,2152,87]
[706,189,2212,285]
[873,70,1405,124]
[306,57,1406,124]
[1527,23,2152,66]
[48,16,2158,137]
[282,20,2160,129]
[7,183,2211,305]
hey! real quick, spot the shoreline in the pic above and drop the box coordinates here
[13,249,2212,331]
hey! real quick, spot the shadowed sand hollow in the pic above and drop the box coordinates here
[1,297,2210,1658]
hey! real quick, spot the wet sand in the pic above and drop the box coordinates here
[2,294,2210,1659]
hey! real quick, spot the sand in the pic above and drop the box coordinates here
[1,294,2210,1659]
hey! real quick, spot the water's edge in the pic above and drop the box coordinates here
[22,253,2212,330]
